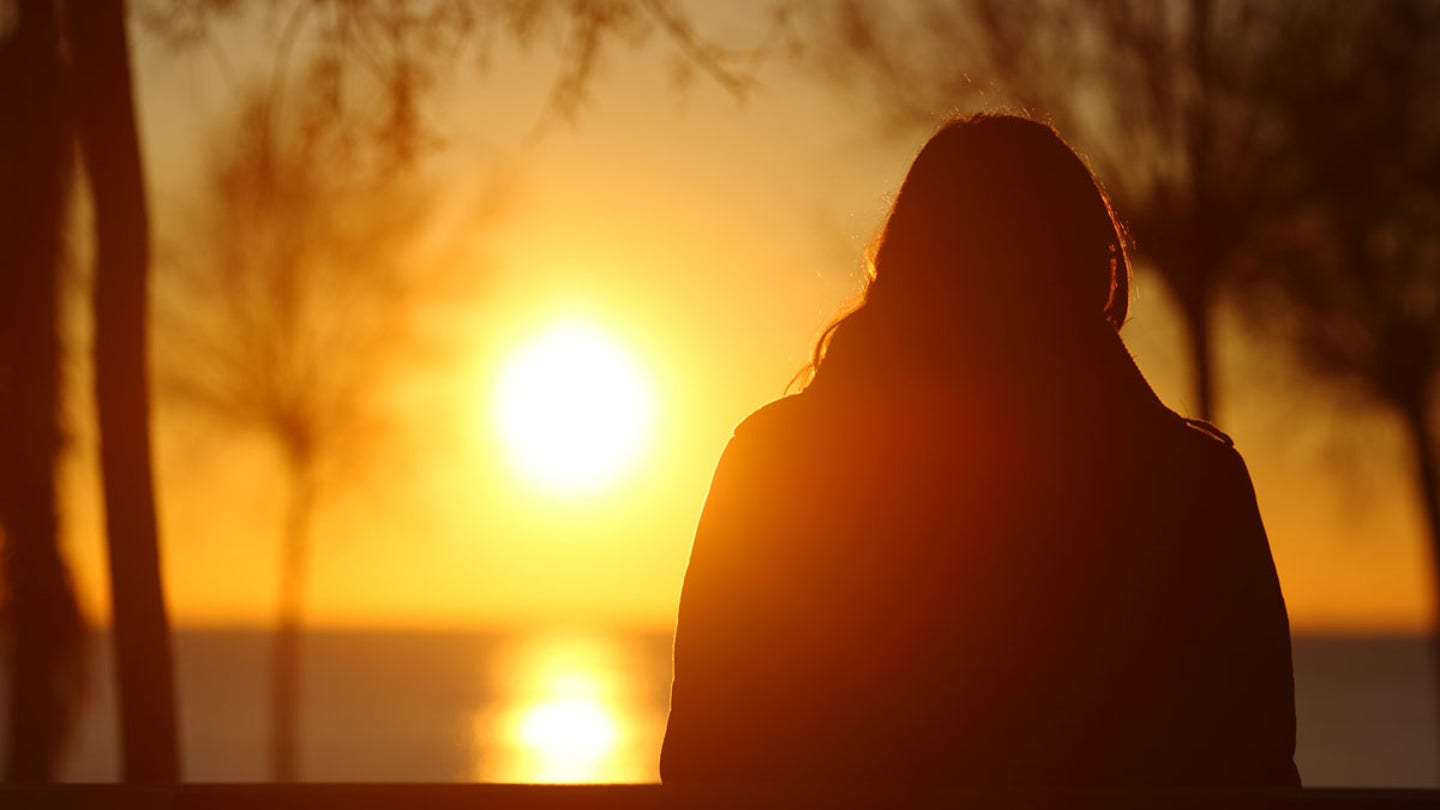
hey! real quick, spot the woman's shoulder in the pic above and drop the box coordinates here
[717,391,842,473]
[1155,413,1256,500]
[699,395,825,507]
[732,392,817,439]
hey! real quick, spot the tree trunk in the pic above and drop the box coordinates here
[1399,396,1440,759]
[65,0,181,782]
[1401,404,1440,579]
[271,459,317,782]
[0,0,86,782]
[1184,0,1218,426]
[1181,297,1216,423]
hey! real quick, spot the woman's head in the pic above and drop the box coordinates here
[873,114,1129,326]
[803,114,1130,386]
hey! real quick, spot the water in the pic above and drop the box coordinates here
[1291,636,1438,787]
[36,631,1440,786]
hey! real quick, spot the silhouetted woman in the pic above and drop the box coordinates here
[661,114,1299,786]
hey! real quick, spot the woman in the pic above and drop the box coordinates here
[661,114,1299,786]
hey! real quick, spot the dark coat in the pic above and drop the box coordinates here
[661,330,1299,786]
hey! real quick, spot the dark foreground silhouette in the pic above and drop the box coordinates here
[3,784,1435,808]
[662,115,1299,786]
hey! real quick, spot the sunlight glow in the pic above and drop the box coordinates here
[494,320,654,494]
[513,696,620,782]
[476,635,649,783]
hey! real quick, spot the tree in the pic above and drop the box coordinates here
[1241,0,1440,723]
[0,0,87,782]
[66,0,182,782]
[790,0,1321,420]
[155,85,457,781]
[1,0,180,782]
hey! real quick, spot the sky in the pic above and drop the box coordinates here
[52,3,1438,634]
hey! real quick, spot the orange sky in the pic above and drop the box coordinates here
[53,6,1438,634]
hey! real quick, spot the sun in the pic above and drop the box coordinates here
[493,320,654,494]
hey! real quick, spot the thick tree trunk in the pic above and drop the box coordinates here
[65,0,181,782]
[271,459,317,782]
[0,0,86,782]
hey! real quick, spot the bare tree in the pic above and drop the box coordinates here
[789,0,1322,421]
[0,0,87,782]
[155,84,458,781]
[1241,0,1440,718]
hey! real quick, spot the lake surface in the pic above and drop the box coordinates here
[35,630,1440,786]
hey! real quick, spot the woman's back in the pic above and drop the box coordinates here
[662,330,1297,785]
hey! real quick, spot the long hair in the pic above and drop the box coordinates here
[798,114,1131,390]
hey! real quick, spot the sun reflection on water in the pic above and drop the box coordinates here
[475,634,660,783]
[513,695,620,782]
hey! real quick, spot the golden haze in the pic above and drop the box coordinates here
[49,8,1438,635]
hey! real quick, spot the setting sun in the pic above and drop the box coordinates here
[494,320,655,494]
